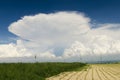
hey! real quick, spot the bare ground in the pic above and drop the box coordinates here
[46,64,120,80]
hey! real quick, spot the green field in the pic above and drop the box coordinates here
[0,62,86,80]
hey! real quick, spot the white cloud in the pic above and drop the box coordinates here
[9,12,90,43]
[0,41,32,57]
[0,43,18,57]
[0,11,120,62]
[63,35,120,62]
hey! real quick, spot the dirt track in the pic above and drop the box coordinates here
[46,64,120,80]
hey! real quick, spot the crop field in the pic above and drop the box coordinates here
[47,64,120,80]
[0,62,86,80]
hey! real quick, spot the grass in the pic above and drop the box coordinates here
[0,62,87,80]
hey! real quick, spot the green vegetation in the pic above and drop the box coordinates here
[0,62,86,80]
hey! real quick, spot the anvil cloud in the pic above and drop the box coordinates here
[0,11,120,62]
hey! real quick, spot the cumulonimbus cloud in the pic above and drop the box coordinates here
[0,11,120,62]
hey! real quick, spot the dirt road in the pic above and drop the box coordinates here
[46,64,120,80]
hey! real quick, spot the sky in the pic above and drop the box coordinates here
[1,0,120,42]
[0,0,120,62]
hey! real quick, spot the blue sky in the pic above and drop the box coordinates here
[0,0,120,43]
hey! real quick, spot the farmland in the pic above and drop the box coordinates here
[47,63,120,80]
[0,62,86,80]
[0,62,120,80]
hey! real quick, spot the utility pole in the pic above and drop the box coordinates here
[34,55,37,62]
[79,53,82,62]
[63,57,66,63]
[77,50,82,62]
[100,53,102,63]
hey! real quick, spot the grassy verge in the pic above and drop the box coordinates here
[0,62,86,80]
